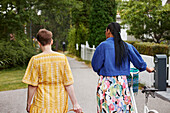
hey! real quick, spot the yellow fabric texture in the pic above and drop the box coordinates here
[22,52,74,113]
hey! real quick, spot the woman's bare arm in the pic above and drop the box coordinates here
[65,84,82,113]
[26,85,37,112]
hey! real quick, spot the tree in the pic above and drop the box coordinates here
[68,0,91,56]
[89,0,117,47]
[33,0,83,50]
[0,0,79,68]
[0,0,41,40]
[0,0,40,68]
[119,0,170,43]
[0,0,79,48]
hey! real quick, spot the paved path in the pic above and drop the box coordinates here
[0,57,170,113]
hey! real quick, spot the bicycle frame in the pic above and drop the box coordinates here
[142,88,159,113]
[129,72,159,113]
[129,83,138,113]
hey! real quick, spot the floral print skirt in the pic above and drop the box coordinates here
[97,75,134,113]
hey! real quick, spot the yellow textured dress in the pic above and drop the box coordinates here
[22,52,74,113]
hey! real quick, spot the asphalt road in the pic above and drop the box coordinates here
[0,57,170,113]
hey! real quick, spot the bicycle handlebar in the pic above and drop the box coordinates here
[141,86,158,98]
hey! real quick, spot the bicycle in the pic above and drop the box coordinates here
[129,68,159,113]
[141,86,159,113]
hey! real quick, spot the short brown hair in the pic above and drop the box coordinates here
[36,29,53,46]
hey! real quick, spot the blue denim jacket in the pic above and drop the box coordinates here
[91,37,147,76]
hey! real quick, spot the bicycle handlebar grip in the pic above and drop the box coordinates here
[141,86,147,93]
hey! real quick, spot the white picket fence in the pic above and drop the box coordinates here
[80,43,170,87]
[81,42,95,61]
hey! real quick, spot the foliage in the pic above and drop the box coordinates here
[89,0,117,47]
[0,0,83,68]
[68,26,77,55]
[67,0,117,56]
[119,0,170,43]
[133,42,169,56]
[0,36,37,69]
[33,0,80,51]
[0,0,40,40]
[68,24,89,56]
[68,0,90,56]
[125,41,169,56]
[0,0,81,50]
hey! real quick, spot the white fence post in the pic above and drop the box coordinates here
[81,42,96,61]
[81,44,85,60]
[168,57,170,86]
[86,47,95,61]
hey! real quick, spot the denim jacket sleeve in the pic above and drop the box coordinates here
[91,43,105,75]
[128,44,147,72]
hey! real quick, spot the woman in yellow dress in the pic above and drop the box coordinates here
[22,29,82,113]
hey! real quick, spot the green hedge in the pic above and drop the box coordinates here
[0,39,37,69]
[126,41,169,56]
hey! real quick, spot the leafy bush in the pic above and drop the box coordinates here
[68,26,76,55]
[0,38,37,69]
[133,42,169,56]
[68,24,89,57]
[125,41,169,56]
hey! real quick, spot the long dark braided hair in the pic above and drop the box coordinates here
[106,22,128,67]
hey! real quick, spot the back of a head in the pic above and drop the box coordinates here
[36,29,53,46]
[107,22,127,66]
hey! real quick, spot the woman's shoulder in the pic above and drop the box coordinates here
[125,42,133,49]
[97,40,109,48]
[32,52,66,60]
[125,42,131,46]
[125,42,139,54]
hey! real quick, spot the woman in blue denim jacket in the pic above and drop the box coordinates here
[91,22,154,113]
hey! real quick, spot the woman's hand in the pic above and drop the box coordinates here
[146,67,154,73]
[26,104,31,112]
[73,103,82,113]
[65,85,83,113]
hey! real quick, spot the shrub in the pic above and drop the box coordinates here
[68,24,89,57]
[0,38,37,69]
[133,42,169,56]
[68,26,76,55]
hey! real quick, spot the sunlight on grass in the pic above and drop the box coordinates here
[0,67,27,91]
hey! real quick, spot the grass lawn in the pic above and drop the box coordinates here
[0,67,27,91]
